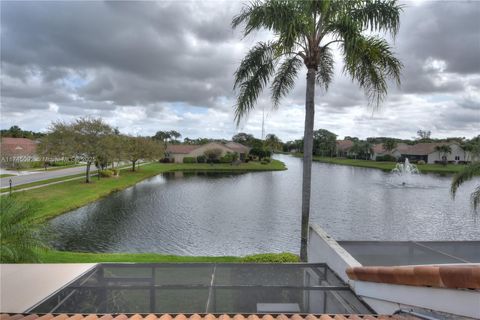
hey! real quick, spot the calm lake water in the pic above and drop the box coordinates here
[47,155,479,255]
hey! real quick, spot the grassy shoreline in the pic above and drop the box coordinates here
[11,160,286,222]
[37,250,298,263]
[293,153,464,174]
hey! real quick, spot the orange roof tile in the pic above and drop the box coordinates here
[0,315,417,320]
[346,264,480,289]
[336,140,354,152]
[165,144,200,154]
[0,137,37,156]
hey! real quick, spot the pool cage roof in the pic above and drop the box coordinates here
[29,263,371,315]
[339,241,480,266]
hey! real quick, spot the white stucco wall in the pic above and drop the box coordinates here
[427,144,467,163]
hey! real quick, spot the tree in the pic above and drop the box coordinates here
[350,140,372,160]
[384,139,398,152]
[344,136,359,142]
[204,148,223,162]
[125,136,163,171]
[0,196,44,263]
[435,145,452,164]
[250,147,272,160]
[264,134,283,152]
[168,130,182,143]
[313,129,337,157]
[232,0,402,261]
[451,162,480,211]
[417,130,432,141]
[0,126,46,139]
[46,118,113,183]
[153,131,171,148]
[106,134,128,176]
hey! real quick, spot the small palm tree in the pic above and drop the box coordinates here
[232,0,402,260]
[451,162,480,211]
[0,196,45,263]
[435,145,452,164]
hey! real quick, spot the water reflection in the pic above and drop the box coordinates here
[47,155,479,255]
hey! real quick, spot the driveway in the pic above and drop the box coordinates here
[0,165,88,188]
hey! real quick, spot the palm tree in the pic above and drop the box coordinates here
[384,139,398,153]
[265,133,283,152]
[435,145,452,164]
[451,162,480,211]
[0,196,45,262]
[232,0,402,261]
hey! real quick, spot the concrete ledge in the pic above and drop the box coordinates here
[355,280,480,319]
[307,223,361,284]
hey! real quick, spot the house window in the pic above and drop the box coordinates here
[455,156,460,161]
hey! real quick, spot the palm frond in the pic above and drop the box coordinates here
[316,46,335,90]
[343,35,402,108]
[451,162,480,198]
[234,41,277,124]
[232,0,309,52]
[0,196,45,263]
[349,0,403,37]
[271,55,303,108]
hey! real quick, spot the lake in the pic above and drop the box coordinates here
[47,154,479,256]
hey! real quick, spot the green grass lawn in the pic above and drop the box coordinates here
[36,250,299,263]
[0,174,15,178]
[10,160,286,222]
[293,153,464,174]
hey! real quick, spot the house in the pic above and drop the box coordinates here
[0,137,38,165]
[370,143,408,160]
[399,142,468,164]
[335,140,354,157]
[371,141,471,164]
[224,141,251,160]
[165,142,250,163]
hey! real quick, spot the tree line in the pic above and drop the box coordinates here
[39,118,164,183]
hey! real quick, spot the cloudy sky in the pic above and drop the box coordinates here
[1,0,479,141]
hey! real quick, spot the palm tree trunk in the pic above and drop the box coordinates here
[300,67,316,262]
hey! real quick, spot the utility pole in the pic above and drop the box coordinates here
[261,106,265,140]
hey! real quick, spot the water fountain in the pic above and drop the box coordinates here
[389,158,420,187]
[392,158,420,175]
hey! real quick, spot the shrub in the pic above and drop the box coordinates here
[112,169,119,176]
[376,155,396,162]
[159,158,172,163]
[196,155,206,163]
[249,148,271,160]
[183,157,197,163]
[241,253,299,263]
[99,169,114,177]
[219,152,238,163]
[204,148,223,162]
[418,160,426,165]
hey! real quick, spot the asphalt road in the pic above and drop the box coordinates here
[0,166,89,188]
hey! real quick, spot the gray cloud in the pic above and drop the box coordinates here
[0,0,479,141]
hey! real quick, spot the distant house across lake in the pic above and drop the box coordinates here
[335,140,354,157]
[165,142,250,163]
[370,142,473,164]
